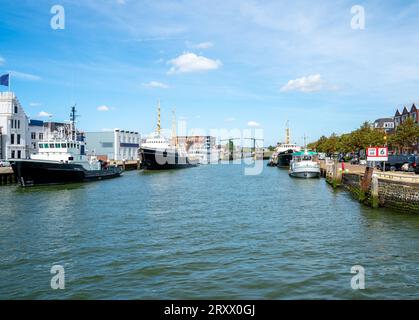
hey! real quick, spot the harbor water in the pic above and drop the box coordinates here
[1,161,418,299]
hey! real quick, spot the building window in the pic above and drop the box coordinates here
[31,132,36,139]
[14,105,18,114]
[10,134,14,145]
[17,134,21,145]
[17,150,21,159]
[17,120,20,129]
[39,133,43,140]
[101,142,114,148]
[11,151,15,158]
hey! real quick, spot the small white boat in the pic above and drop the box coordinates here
[289,150,320,178]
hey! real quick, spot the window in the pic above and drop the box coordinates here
[17,151,21,159]
[11,151,15,158]
[61,143,67,148]
[50,144,54,148]
[10,134,14,145]
[31,132,36,139]
[17,120,20,129]
[10,120,13,129]
[17,134,21,145]
[101,142,113,148]
[39,144,44,148]
[39,133,43,140]
[44,144,49,148]
[55,144,60,148]
[14,105,18,114]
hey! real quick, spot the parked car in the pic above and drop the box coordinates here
[318,152,326,160]
[350,156,360,165]
[412,156,419,174]
[0,159,11,167]
[376,154,416,172]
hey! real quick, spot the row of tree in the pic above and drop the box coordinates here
[308,118,419,154]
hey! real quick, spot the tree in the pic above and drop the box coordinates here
[388,118,419,153]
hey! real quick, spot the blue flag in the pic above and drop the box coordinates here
[0,73,9,87]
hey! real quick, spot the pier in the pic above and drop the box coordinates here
[109,160,141,171]
[0,167,16,185]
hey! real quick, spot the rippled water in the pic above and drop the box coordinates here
[1,161,419,299]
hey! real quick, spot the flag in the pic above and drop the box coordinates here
[0,73,9,87]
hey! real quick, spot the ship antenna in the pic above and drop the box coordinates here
[156,99,161,136]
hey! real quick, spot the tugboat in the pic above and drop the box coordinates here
[139,101,198,170]
[289,150,320,178]
[11,106,122,187]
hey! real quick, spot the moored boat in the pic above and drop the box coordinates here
[289,150,320,178]
[11,106,122,186]
[139,101,198,170]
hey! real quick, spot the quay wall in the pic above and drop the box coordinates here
[341,173,419,214]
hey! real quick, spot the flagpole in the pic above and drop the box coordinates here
[8,72,11,93]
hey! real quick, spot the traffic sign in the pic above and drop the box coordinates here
[367,147,388,161]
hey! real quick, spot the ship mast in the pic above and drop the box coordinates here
[70,104,77,141]
[285,120,290,144]
[172,108,177,147]
[156,99,161,136]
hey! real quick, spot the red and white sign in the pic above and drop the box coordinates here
[367,147,388,161]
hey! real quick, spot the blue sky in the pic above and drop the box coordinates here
[1,0,419,146]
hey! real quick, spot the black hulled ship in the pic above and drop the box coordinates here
[11,106,122,186]
[139,101,198,170]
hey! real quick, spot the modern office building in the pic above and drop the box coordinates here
[84,129,141,161]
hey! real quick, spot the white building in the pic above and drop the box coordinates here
[84,129,141,161]
[28,119,46,155]
[0,92,29,159]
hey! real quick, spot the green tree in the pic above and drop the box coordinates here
[388,118,419,152]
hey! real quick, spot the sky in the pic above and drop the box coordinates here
[1,0,419,146]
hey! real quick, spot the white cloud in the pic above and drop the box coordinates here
[168,52,222,74]
[29,102,42,107]
[247,121,260,127]
[0,56,5,65]
[142,81,169,89]
[9,71,41,81]
[37,111,52,118]
[280,74,323,93]
[97,105,110,112]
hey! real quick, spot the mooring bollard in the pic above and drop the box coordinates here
[332,160,342,189]
[371,174,379,208]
